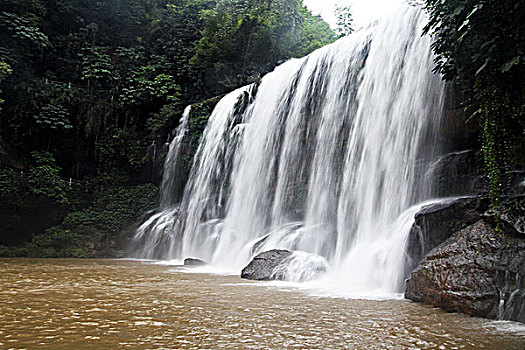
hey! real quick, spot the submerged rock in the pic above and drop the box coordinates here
[405,219,525,323]
[241,249,293,280]
[184,258,207,266]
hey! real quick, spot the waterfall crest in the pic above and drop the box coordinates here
[131,5,446,294]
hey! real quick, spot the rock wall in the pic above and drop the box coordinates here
[404,196,490,276]
[405,219,525,322]
[404,196,525,323]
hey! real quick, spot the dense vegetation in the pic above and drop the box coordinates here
[0,0,335,257]
[423,0,525,205]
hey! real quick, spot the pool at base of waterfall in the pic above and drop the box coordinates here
[1,258,523,349]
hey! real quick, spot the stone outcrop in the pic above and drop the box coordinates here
[405,218,525,323]
[405,196,490,275]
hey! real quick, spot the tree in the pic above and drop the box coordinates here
[335,4,353,37]
[191,0,335,95]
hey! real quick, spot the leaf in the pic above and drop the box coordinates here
[475,59,489,76]
[501,56,520,72]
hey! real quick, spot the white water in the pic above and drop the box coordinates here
[132,5,446,295]
[160,105,191,207]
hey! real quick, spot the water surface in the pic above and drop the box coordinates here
[0,259,523,349]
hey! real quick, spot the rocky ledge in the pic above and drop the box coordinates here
[404,196,490,275]
[405,216,525,323]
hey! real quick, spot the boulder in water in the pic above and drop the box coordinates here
[241,249,328,282]
[241,249,293,280]
[184,258,207,266]
[405,219,525,323]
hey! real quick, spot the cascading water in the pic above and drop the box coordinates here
[160,105,191,208]
[130,106,191,258]
[131,4,446,295]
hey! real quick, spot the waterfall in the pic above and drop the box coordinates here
[129,106,191,258]
[160,105,191,208]
[131,4,446,294]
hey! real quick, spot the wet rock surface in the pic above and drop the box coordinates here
[184,258,207,266]
[405,219,525,323]
[429,150,483,197]
[405,196,490,274]
[241,249,293,280]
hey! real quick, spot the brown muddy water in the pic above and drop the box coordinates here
[0,259,523,349]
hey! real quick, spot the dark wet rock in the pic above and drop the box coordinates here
[504,170,525,196]
[499,195,525,235]
[429,150,483,197]
[251,235,270,256]
[241,249,328,282]
[428,150,525,198]
[405,196,490,275]
[241,249,293,280]
[406,196,525,276]
[405,219,525,323]
[184,258,207,266]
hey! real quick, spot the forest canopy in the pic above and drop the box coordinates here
[0,0,334,177]
[0,0,335,254]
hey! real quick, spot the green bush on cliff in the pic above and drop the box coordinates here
[25,226,86,258]
[64,183,159,234]
[27,151,71,204]
[189,96,222,146]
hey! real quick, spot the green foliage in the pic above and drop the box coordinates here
[34,102,73,130]
[0,244,28,257]
[119,65,181,106]
[146,102,179,137]
[423,0,525,206]
[188,96,222,146]
[191,0,335,94]
[27,151,70,204]
[0,167,20,197]
[79,46,113,85]
[26,226,86,258]
[335,5,353,37]
[63,183,158,234]
[0,11,50,49]
[0,0,335,257]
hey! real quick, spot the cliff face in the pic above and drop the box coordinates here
[405,197,525,323]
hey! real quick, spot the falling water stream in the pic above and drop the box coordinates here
[131,4,448,297]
